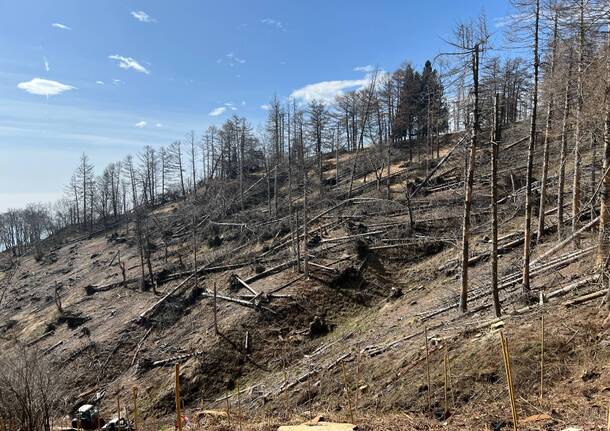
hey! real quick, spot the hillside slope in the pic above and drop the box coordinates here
[1,127,609,430]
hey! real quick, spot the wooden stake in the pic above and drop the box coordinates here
[213,282,219,335]
[225,389,232,428]
[500,332,518,431]
[424,326,432,411]
[444,346,449,419]
[175,364,182,431]
[236,379,243,431]
[283,367,290,419]
[132,387,139,431]
[540,315,545,402]
[355,350,361,407]
[341,361,355,424]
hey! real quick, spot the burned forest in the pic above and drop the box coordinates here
[1,1,610,430]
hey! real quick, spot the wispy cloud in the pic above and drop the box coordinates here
[17,78,76,96]
[155,123,163,128]
[224,102,237,111]
[261,18,286,31]
[96,80,105,85]
[51,23,71,30]
[260,104,271,111]
[290,78,368,104]
[217,52,246,67]
[493,13,531,28]
[131,10,156,23]
[209,107,226,117]
[109,55,150,74]
[43,57,50,72]
[353,65,374,73]
[135,120,147,128]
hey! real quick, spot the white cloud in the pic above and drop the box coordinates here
[353,65,374,73]
[109,55,150,74]
[131,10,156,23]
[51,23,71,30]
[260,104,271,111]
[493,13,530,28]
[241,100,246,106]
[112,79,122,85]
[261,18,286,31]
[209,107,226,117]
[96,80,105,85]
[290,78,368,104]
[156,123,163,128]
[217,52,246,67]
[135,121,147,128]
[17,78,76,96]
[43,57,50,72]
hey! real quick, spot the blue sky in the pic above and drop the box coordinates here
[0,0,511,211]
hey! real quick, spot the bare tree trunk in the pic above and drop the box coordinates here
[558,58,573,240]
[145,217,157,294]
[301,123,309,278]
[598,0,610,274]
[348,72,378,198]
[522,0,540,293]
[239,125,245,211]
[135,212,146,291]
[288,108,293,217]
[265,151,271,214]
[537,11,558,244]
[491,93,502,317]
[387,122,392,199]
[460,44,480,313]
[274,165,278,217]
[572,0,586,246]
[335,126,340,186]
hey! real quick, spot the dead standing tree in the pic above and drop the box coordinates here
[440,16,489,312]
[537,7,560,244]
[491,93,502,317]
[598,0,610,312]
[510,0,541,293]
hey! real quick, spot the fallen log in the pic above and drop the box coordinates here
[409,135,467,198]
[137,273,197,321]
[563,289,607,307]
[153,351,203,367]
[233,275,258,295]
[531,216,599,266]
[131,326,153,366]
[320,230,386,244]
